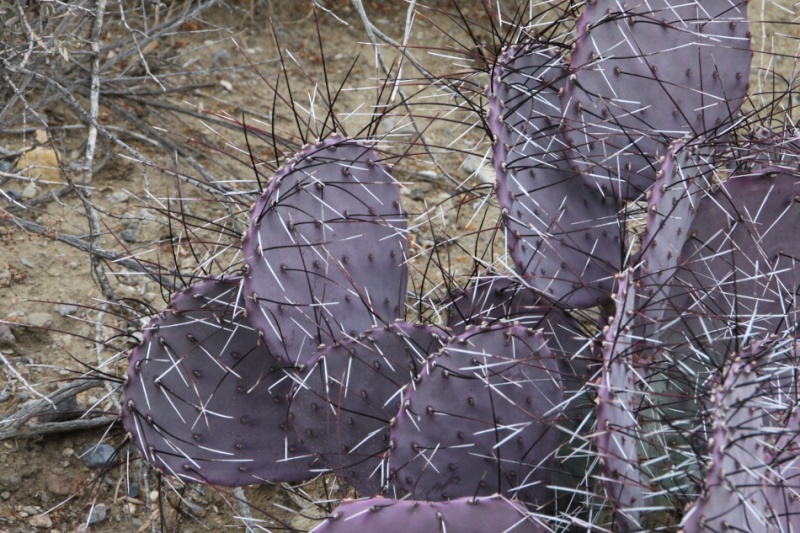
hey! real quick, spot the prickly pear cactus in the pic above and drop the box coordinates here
[121,276,313,485]
[116,1,800,530]
[594,269,645,531]
[289,320,449,496]
[665,166,800,362]
[488,42,622,308]
[389,324,563,506]
[241,134,408,368]
[681,345,768,532]
[310,495,548,532]
[561,0,752,201]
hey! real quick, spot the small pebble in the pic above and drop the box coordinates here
[86,504,108,525]
[0,491,9,500]
[57,302,79,316]
[80,443,115,468]
[417,170,439,180]
[143,292,158,303]
[21,184,38,200]
[212,49,229,68]
[409,188,427,202]
[46,474,77,496]
[108,191,129,203]
[120,223,139,243]
[19,258,33,268]
[0,324,16,348]
[127,482,140,498]
[29,513,53,529]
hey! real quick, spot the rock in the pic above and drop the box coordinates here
[86,503,108,525]
[57,303,79,316]
[120,223,139,243]
[0,469,22,492]
[212,49,229,68]
[143,292,159,304]
[46,474,78,496]
[26,312,54,329]
[0,324,16,348]
[0,491,9,500]
[108,191,129,203]
[21,184,38,200]
[80,443,115,468]
[127,482,140,498]
[29,513,53,529]
[417,170,439,180]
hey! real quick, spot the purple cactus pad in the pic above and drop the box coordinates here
[389,324,564,506]
[288,320,449,496]
[446,274,594,397]
[667,167,800,362]
[594,269,645,531]
[122,276,314,486]
[681,347,769,532]
[241,134,408,368]
[561,0,751,201]
[635,142,709,338]
[488,42,622,308]
[310,495,548,533]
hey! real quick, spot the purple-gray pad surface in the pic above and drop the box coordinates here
[389,324,563,506]
[489,42,622,308]
[289,321,449,495]
[242,134,407,367]
[122,277,313,485]
[666,167,800,361]
[310,495,548,533]
[562,0,751,201]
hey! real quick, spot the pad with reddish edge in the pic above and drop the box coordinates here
[681,346,769,533]
[634,141,708,335]
[667,167,800,361]
[388,324,563,506]
[488,42,622,308]
[288,321,449,496]
[310,495,548,533]
[561,0,751,201]
[594,269,644,532]
[122,276,314,486]
[241,134,408,368]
